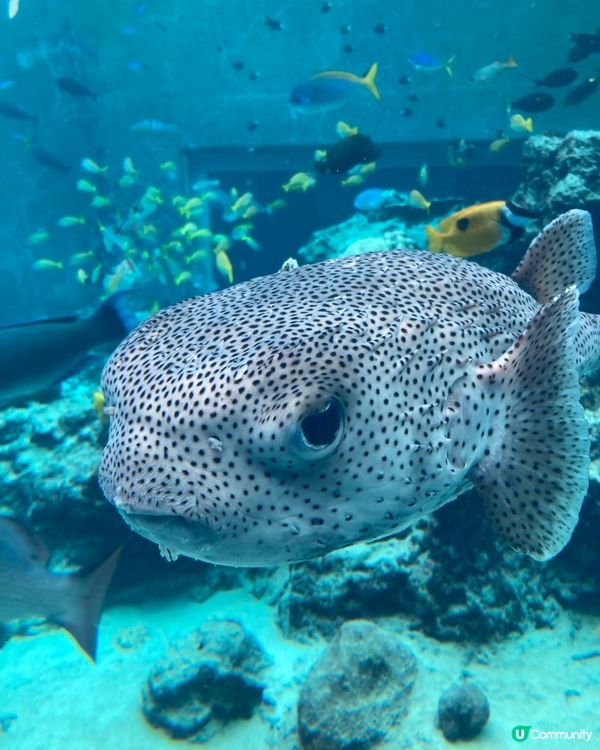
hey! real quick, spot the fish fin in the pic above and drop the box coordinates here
[0,516,49,564]
[445,55,456,77]
[362,62,380,100]
[92,291,139,343]
[468,286,588,560]
[512,209,596,303]
[0,314,80,331]
[506,55,517,67]
[425,224,443,253]
[51,546,122,661]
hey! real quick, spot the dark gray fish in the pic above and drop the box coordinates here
[99,210,600,567]
[0,100,37,122]
[55,76,97,99]
[0,293,135,405]
[0,517,120,660]
[568,30,600,62]
[534,67,577,88]
[564,74,600,105]
[511,91,555,112]
[31,145,70,173]
[315,133,380,175]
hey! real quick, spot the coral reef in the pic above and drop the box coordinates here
[297,215,421,264]
[297,620,417,750]
[513,130,600,225]
[142,620,272,742]
[437,682,490,742]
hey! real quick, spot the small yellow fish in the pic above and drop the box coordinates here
[214,249,234,284]
[172,195,186,207]
[57,216,86,227]
[142,186,163,205]
[509,114,533,133]
[174,222,198,238]
[188,228,213,240]
[92,390,108,426]
[179,197,204,218]
[341,174,365,187]
[418,163,428,187]
[122,156,137,176]
[119,174,136,188]
[409,189,431,213]
[282,172,316,192]
[81,158,107,175]
[70,250,94,265]
[92,195,111,208]
[76,179,97,193]
[76,268,88,284]
[336,121,358,138]
[242,205,260,220]
[33,258,63,270]
[91,263,103,284]
[314,149,328,163]
[214,236,232,255]
[359,162,377,176]
[267,199,286,213]
[230,192,253,213]
[148,300,161,315]
[241,236,260,251]
[231,224,253,240]
[489,137,511,153]
[174,270,191,286]
[163,241,184,253]
[185,248,209,264]
[160,161,177,172]
[141,224,157,236]
[28,230,49,245]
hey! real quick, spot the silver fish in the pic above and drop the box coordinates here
[0,517,120,660]
[99,210,600,566]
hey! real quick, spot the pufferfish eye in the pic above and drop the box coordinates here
[290,398,346,460]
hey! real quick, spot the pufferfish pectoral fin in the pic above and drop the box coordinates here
[467,286,589,560]
[512,209,596,303]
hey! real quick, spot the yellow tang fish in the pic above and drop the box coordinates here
[282,172,315,192]
[215,249,234,284]
[425,200,539,257]
[341,174,364,187]
[409,189,431,213]
[33,258,63,271]
[509,114,533,133]
[336,121,358,138]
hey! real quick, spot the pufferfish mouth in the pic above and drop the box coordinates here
[119,508,219,556]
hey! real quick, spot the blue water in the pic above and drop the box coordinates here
[0,1,599,748]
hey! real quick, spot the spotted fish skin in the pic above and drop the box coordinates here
[99,210,600,566]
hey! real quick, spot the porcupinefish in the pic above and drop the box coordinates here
[99,210,600,567]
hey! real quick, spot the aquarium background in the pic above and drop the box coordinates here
[0,0,599,748]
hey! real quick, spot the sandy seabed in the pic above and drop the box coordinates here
[0,585,598,750]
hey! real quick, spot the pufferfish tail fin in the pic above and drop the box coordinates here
[425,224,443,253]
[465,286,589,561]
[512,209,596,302]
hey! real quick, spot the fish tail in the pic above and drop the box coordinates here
[464,286,589,560]
[51,546,122,661]
[506,55,517,67]
[425,224,443,252]
[445,55,456,77]
[362,62,381,100]
[525,118,533,133]
[93,290,139,343]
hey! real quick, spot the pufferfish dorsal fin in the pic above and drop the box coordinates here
[468,285,589,561]
[512,209,596,303]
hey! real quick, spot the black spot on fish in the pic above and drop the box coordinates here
[457,217,470,231]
